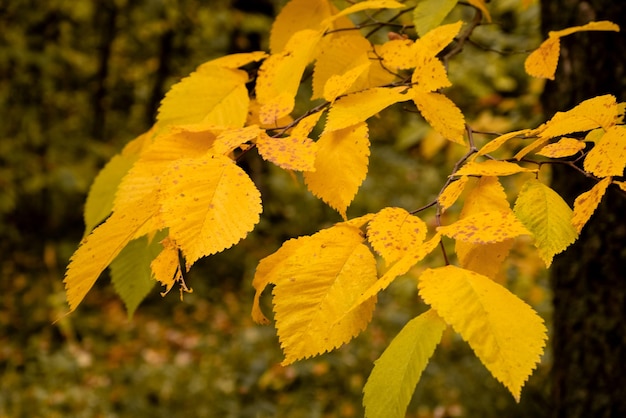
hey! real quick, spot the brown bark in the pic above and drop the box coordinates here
[540,2,626,417]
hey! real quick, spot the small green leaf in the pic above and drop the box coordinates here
[413,0,458,37]
[363,309,446,418]
[110,231,167,317]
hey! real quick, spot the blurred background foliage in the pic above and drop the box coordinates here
[1,0,552,416]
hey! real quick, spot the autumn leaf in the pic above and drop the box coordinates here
[157,65,249,129]
[198,51,268,70]
[256,29,323,125]
[455,177,515,280]
[536,137,585,158]
[64,206,159,312]
[467,0,492,22]
[253,224,378,364]
[438,176,469,213]
[538,94,618,138]
[323,62,371,102]
[256,132,318,171]
[571,177,611,233]
[477,129,533,156]
[514,179,578,267]
[525,21,619,79]
[159,153,262,267]
[323,0,404,27]
[363,309,447,418]
[324,87,408,133]
[455,160,536,177]
[150,236,183,296]
[411,56,451,92]
[412,91,465,145]
[313,33,373,100]
[367,207,428,265]
[269,0,336,53]
[304,123,370,218]
[418,266,547,401]
[583,125,626,177]
[438,211,530,244]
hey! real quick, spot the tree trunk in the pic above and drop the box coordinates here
[540,2,626,417]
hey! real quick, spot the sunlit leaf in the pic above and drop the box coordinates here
[413,91,465,144]
[538,94,618,138]
[313,33,373,100]
[439,211,530,244]
[571,177,611,233]
[583,125,626,177]
[536,137,585,158]
[150,236,183,295]
[477,129,533,156]
[418,266,547,401]
[254,224,378,364]
[367,207,428,265]
[439,176,469,213]
[411,56,451,92]
[212,125,262,155]
[455,160,536,177]
[257,29,323,125]
[323,62,371,102]
[549,20,619,38]
[270,0,335,53]
[363,309,447,418]
[157,65,249,129]
[324,87,408,133]
[159,153,262,267]
[525,36,560,79]
[514,179,578,267]
[198,51,268,70]
[455,177,515,280]
[305,123,370,218]
[324,0,404,27]
[64,206,158,312]
[256,132,318,171]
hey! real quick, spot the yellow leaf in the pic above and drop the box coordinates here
[323,62,371,102]
[323,0,404,27]
[159,153,262,267]
[615,180,626,193]
[114,126,217,237]
[412,90,466,144]
[584,125,626,177]
[246,99,294,129]
[256,132,318,171]
[290,110,324,138]
[549,20,619,38]
[324,87,408,133]
[367,207,428,265]
[538,94,618,138]
[455,160,536,177]
[150,236,182,295]
[351,233,442,311]
[257,29,323,125]
[198,51,268,70]
[313,33,373,100]
[467,0,492,22]
[524,37,560,80]
[304,123,370,219]
[525,21,619,79]
[477,129,533,156]
[513,137,550,161]
[379,39,418,70]
[417,21,464,56]
[571,177,611,233]
[513,179,578,267]
[213,125,263,155]
[438,211,530,244]
[413,0,458,37]
[254,224,378,364]
[536,137,585,158]
[454,177,515,280]
[157,65,249,129]
[418,266,547,401]
[64,207,158,312]
[438,175,469,213]
[270,0,335,53]
[411,56,451,92]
